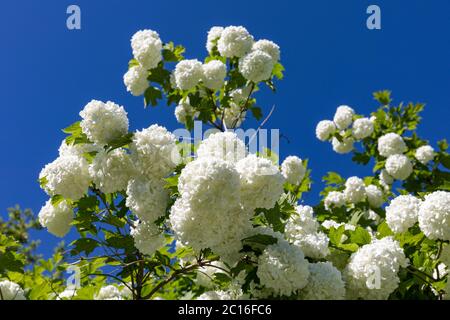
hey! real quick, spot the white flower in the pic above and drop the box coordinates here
[222,102,246,129]
[94,285,123,300]
[415,145,435,165]
[333,105,354,130]
[365,185,384,208]
[206,26,224,53]
[130,124,179,179]
[131,29,162,69]
[174,59,204,90]
[89,149,135,194]
[197,289,245,300]
[123,65,149,96]
[252,39,280,62]
[177,157,240,210]
[58,140,101,158]
[344,176,366,203]
[299,262,346,300]
[379,169,394,185]
[0,280,26,300]
[418,191,450,241]
[286,205,319,235]
[38,200,73,238]
[217,26,253,58]
[352,117,374,140]
[170,199,252,264]
[344,237,408,300]
[130,221,165,256]
[238,50,274,83]
[79,100,129,145]
[385,154,413,180]
[386,195,421,233]
[236,154,284,210]
[257,240,310,297]
[39,155,90,200]
[126,177,168,223]
[196,261,228,288]
[57,288,77,300]
[197,132,246,163]
[377,133,407,157]
[324,191,346,210]
[202,60,227,90]
[332,136,354,154]
[174,97,198,124]
[315,120,336,141]
[322,220,356,232]
[281,156,306,185]
[293,232,330,260]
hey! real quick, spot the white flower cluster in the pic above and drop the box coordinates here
[376,133,414,181]
[38,200,74,238]
[385,154,413,180]
[173,59,204,90]
[324,191,346,210]
[418,191,450,241]
[130,221,165,256]
[257,239,310,297]
[170,132,285,263]
[217,26,254,58]
[123,65,149,96]
[385,195,421,234]
[0,280,26,300]
[80,100,129,146]
[281,156,306,185]
[174,97,199,125]
[377,133,407,157]
[343,176,366,203]
[415,145,435,165]
[202,60,227,90]
[316,106,376,154]
[285,205,330,259]
[365,185,384,208]
[298,262,346,300]
[344,237,408,300]
[131,29,163,69]
[94,285,126,300]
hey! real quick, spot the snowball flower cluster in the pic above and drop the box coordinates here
[39,154,90,200]
[377,133,407,157]
[174,97,198,124]
[38,200,74,237]
[236,154,284,210]
[0,280,26,300]
[89,149,135,194]
[173,59,204,90]
[385,195,421,233]
[352,117,374,140]
[202,60,227,90]
[324,191,346,210]
[79,100,129,145]
[385,154,413,180]
[123,65,149,96]
[415,145,435,165]
[131,29,162,69]
[222,102,246,129]
[206,26,223,53]
[257,240,310,297]
[344,176,366,204]
[299,262,346,300]
[217,26,253,58]
[365,185,383,208]
[285,205,330,259]
[130,221,165,256]
[315,120,336,141]
[333,105,354,130]
[196,131,246,163]
[130,124,179,179]
[345,237,408,300]
[332,135,354,154]
[126,177,169,223]
[238,50,274,83]
[94,285,124,300]
[281,156,306,185]
[418,191,450,241]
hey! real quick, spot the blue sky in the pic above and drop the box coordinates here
[1,0,449,257]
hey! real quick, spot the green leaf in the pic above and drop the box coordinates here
[70,238,98,256]
[349,226,372,245]
[62,121,82,134]
[272,62,284,80]
[373,90,392,105]
[106,133,134,152]
[440,153,450,170]
[51,195,64,206]
[328,225,345,245]
[128,59,140,69]
[377,221,394,239]
[250,106,263,120]
[242,234,278,246]
[144,86,162,107]
[323,172,344,186]
[162,42,185,62]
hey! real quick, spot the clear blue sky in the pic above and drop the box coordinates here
[1,0,449,257]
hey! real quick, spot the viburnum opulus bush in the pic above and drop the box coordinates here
[1,26,450,300]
